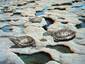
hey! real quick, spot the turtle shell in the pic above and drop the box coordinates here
[10,36,36,48]
[52,29,76,42]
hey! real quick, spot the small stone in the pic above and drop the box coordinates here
[29,17,42,23]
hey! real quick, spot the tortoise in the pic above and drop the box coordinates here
[10,36,36,48]
[48,29,76,42]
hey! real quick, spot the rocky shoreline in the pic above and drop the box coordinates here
[0,0,85,64]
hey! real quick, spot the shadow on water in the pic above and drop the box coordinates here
[17,52,53,64]
[46,45,74,53]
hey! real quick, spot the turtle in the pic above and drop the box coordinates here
[10,36,36,48]
[50,29,76,42]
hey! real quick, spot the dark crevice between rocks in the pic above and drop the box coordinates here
[75,24,82,29]
[61,3,72,5]
[52,3,72,6]
[47,9,52,10]
[28,1,35,3]
[54,8,66,10]
[11,12,22,16]
[17,52,53,64]
[52,4,60,6]
[61,22,68,24]
[58,17,65,20]
[0,19,19,22]
[80,16,85,18]
[0,20,10,22]
[46,45,74,53]
[42,17,55,31]
[72,0,82,3]
[17,1,35,6]
[17,2,28,6]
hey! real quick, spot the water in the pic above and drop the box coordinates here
[18,45,74,64]
[47,45,74,53]
[18,52,52,64]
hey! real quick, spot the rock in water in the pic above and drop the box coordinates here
[52,29,76,42]
[10,36,36,48]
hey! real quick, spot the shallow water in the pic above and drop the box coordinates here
[17,45,74,64]
[47,45,74,53]
[18,52,52,64]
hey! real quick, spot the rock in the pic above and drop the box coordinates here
[2,6,14,13]
[73,28,85,45]
[47,0,73,5]
[0,50,25,64]
[29,17,42,23]
[0,50,7,64]
[0,38,14,49]
[61,54,85,64]
[6,51,25,64]
[46,61,60,64]
[10,36,36,48]
[51,29,76,42]
[24,24,46,40]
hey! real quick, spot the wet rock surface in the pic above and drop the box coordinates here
[0,0,85,64]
